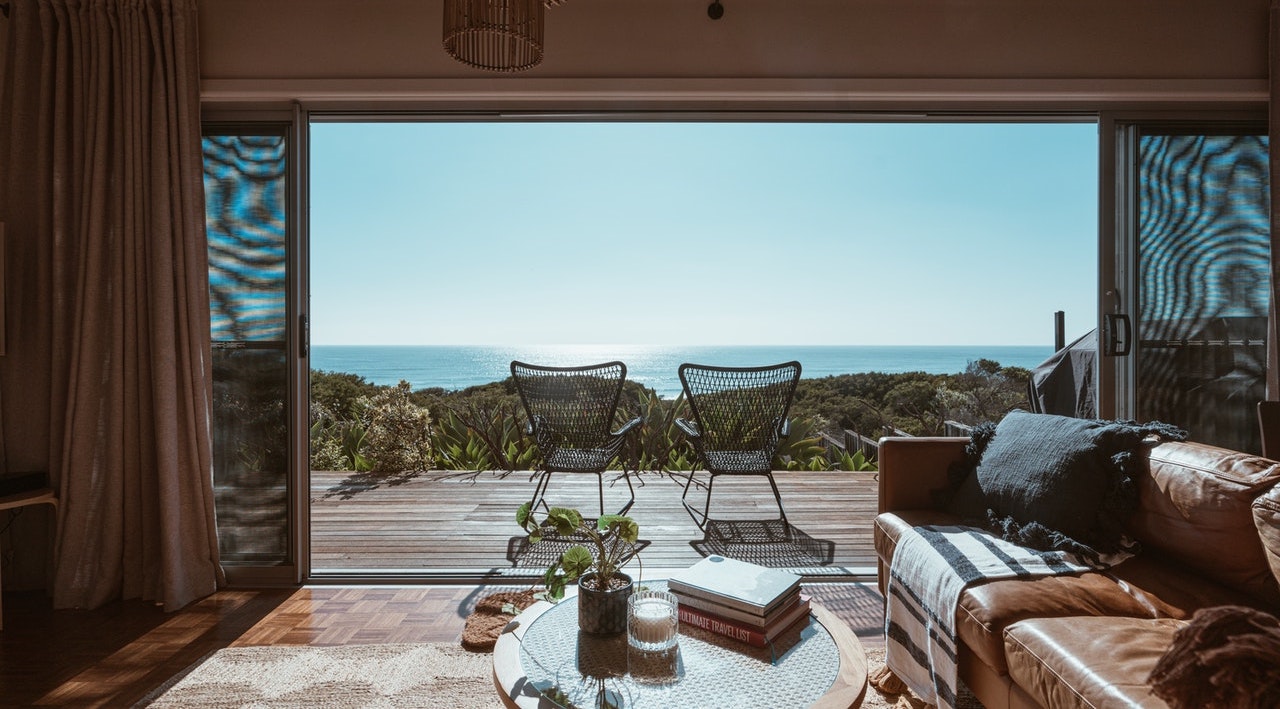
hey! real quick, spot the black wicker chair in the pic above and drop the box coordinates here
[675,361,802,530]
[511,360,643,518]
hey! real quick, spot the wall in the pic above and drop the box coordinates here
[199,0,1270,109]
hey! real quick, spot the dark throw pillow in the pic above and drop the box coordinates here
[942,409,1186,559]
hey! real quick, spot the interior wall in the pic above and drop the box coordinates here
[199,0,1270,108]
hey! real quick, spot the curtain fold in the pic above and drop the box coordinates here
[0,0,222,611]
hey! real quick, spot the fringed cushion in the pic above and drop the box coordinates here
[941,410,1186,559]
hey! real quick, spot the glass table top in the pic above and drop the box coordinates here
[518,582,842,709]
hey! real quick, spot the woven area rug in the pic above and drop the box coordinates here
[139,643,496,708]
[139,642,975,708]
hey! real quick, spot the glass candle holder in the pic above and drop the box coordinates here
[627,589,679,652]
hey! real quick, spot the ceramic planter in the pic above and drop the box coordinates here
[576,572,633,635]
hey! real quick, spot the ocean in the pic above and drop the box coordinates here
[310,344,1056,398]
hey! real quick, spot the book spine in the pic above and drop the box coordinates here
[676,604,768,647]
[666,579,769,616]
[673,590,771,626]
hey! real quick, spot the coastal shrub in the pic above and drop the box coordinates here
[312,370,381,419]
[832,448,877,472]
[305,359,1032,473]
[308,401,372,472]
[361,381,435,473]
[775,417,830,470]
[309,419,348,471]
[432,405,537,471]
[619,388,696,471]
[935,359,1030,426]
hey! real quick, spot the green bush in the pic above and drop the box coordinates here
[306,358,1035,474]
[360,381,434,473]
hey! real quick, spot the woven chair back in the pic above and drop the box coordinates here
[511,360,628,450]
[678,361,802,457]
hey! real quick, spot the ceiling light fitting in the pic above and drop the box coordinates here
[708,1,724,20]
[442,0,565,73]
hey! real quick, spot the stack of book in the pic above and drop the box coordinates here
[667,555,811,649]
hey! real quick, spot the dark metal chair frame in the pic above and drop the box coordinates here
[511,360,643,518]
[675,360,802,531]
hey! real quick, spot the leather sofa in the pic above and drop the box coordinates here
[873,436,1280,709]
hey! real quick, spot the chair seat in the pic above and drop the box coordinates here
[703,449,772,474]
[545,446,618,473]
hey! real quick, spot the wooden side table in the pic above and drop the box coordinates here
[0,487,58,631]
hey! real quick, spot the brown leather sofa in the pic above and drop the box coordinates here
[874,436,1280,709]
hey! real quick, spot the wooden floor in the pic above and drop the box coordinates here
[0,581,887,707]
[311,468,881,578]
[0,469,886,706]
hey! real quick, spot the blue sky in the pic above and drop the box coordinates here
[309,121,1097,347]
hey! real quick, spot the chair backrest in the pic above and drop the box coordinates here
[511,360,627,448]
[678,361,802,453]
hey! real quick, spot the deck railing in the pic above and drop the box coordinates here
[819,421,974,463]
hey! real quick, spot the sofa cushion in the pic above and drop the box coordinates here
[956,552,1257,675]
[943,410,1184,557]
[1129,441,1280,605]
[873,511,1247,674]
[1004,616,1183,709]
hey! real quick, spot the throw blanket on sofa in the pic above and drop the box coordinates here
[884,525,1128,709]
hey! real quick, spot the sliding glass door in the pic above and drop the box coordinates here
[1106,121,1270,453]
[203,123,301,582]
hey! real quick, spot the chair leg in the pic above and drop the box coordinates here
[528,470,552,515]
[616,470,635,517]
[764,472,792,540]
[680,469,711,531]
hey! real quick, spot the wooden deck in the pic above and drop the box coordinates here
[310,468,880,580]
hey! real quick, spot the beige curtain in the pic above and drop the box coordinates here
[0,0,222,611]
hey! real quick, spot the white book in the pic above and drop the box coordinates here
[666,555,801,617]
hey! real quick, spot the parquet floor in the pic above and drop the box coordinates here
[0,582,886,707]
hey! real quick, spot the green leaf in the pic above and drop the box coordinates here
[545,575,566,600]
[559,546,593,577]
[546,507,582,536]
[516,502,533,529]
[599,515,638,544]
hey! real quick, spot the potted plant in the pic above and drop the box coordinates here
[517,503,640,635]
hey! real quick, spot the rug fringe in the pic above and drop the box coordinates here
[869,662,909,695]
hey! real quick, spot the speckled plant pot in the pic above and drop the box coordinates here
[577,572,633,635]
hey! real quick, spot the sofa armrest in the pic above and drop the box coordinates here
[877,436,969,513]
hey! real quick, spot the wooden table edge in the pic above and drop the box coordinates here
[492,597,868,709]
[810,601,869,709]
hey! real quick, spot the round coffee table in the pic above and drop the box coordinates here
[493,584,867,708]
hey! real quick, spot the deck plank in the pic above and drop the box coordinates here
[311,469,880,578]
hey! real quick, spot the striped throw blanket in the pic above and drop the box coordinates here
[884,525,1128,709]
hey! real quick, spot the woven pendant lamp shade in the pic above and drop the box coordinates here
[443,0,545,72]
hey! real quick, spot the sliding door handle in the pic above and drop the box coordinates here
[1103,313,1131,357]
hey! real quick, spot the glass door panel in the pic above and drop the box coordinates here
[203,130,292,565]
[1134,130,1270,453]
